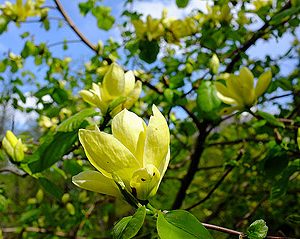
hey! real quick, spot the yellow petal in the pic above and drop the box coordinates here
[102,63,125,99]
[129,164,160,200]
[80,90,97,106]
[236,67,256,105]
[143,105,170,174]
[216,92,238,105]
[226,76,246,105]
[5,130,18,147]
[220,106,242,115]
[123,81,142,109]
[239,67,254,89]
[72,170,121,197]
[78,129,141,178]
[215,82,238,104]
[2,136,14,159]
[158,148,170,185]
[112,109,147,162]
[14,139,24,162]
[255,70,272,98]
[123,71,135,96]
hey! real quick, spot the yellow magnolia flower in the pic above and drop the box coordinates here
[1,0,47,22]
[215,67,272,114]
[80,63,142,116]
[132,15,165,41]
[72,105,170,201]
[2,130,25,162]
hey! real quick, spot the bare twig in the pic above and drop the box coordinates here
[47,39,82,48]
[202,223,296,239]
[53,0,97,53]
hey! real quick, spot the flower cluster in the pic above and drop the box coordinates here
[1,0,48,22]
[132,10,197,44]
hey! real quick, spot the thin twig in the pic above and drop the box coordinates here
[53,0,97,53]
[225,0,292,72]
[48,39,82,48]
[202,223,296,239]
[185,149,244,210]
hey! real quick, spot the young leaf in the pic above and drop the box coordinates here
[138,40,159,64]
[112,206,146,239]
[57,108,97,132]
[256,111,285,128]
[92,6,115,31]
[29,131,78,173]
[176,0,190,8]
[38,177,63,200]
[197,81,221,113]
[246,219,268,239]
[157,210,213,239]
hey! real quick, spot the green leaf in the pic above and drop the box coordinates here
[0,15,8,34]
[263,146,288,178]
[92,6,115,31]
[270,6,300,25]
[197,81,221,112]
[28,131,78,173]
[138,40,160,64]
[157,210,213,239]
[176,0,189,8]
[78,0,94,16]
[164,89,174,103]
[108,96,127,113]
[271,159,300,200]
[112,206,146,239]
[57,108,97,132]
[257,111,285,128]
[63,159,83,176]
[246,219,268,239]
[38,177,63,200]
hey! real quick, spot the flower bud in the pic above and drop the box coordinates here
[2,130,25,162]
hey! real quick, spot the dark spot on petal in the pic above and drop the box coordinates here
[141,178,146,182]
[153,172,155,176]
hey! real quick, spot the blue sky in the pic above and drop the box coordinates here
[0,0,299,130]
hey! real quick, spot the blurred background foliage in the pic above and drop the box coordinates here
[0,0,299,238]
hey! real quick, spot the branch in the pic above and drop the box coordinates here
[53,0,97,53]
[202,223,296,239]
[172,125,208,209]
[225,0,292,72]
[47,39,82,48]
[185,149,244,210]
[0,167,28,177]
[207,138,269,147]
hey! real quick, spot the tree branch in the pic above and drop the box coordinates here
[53,0,97,53]
[202,223,296,239]
[171,125,208,209]
[225,0,292,72]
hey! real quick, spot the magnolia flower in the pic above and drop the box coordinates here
[2,130,25,162]
[72,105,170,201]
[80,63,142,116]
[215,67,272,114]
